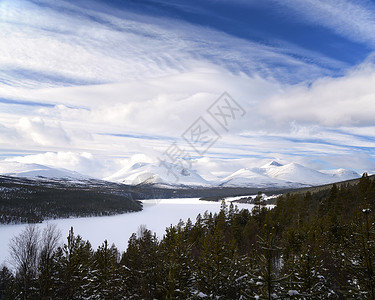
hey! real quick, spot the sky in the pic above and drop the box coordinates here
[1,0,375,178]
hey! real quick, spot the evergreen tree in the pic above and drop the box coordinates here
[54,227,93,299]
[250,227,289,299]
[0,266,16,300]
[344,208,375,299]
[290,245,337,299]
[252,192,267,227]
[196,218,246,299]
[121,227,162,299]
[91,240,122,299]
[160,224,194,299]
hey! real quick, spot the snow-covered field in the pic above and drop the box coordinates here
[0,198,256,266]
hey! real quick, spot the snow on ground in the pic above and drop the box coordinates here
[219,161,360,188]
[0,198,256,266]
[0,159,360,188]
[224,193,279,203]
[0,161,88,180]
[105,161,210,187]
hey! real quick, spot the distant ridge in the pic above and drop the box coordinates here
[287,173,375,195]
[0,159,361,189]
[220,161,360,188]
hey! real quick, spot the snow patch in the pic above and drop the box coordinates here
[105,161,210,187]
[0,161,88,180]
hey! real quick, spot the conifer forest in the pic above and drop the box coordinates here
[1,174,375,299]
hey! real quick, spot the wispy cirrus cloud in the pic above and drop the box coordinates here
[273,0,375,48]
[0,0,347,92]
[0,0,374,177]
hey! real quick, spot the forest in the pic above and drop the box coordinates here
[0,175,275,225]
[1,173,374,299]
[0,176,143,224]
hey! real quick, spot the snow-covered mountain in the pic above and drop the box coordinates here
[220,168,302,188]
[0,158,361,189]
[0,161,88,180]
[265,162,333,186]
[261,160,284,169]
[104,161,210,187]
[221,161,360,188]
[320,168,361,181]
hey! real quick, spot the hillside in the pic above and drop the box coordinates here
[287,173,375,195]
[0,176,142,224]
[0,161,89,180]
[220,161,360,188]
[1,170,368,225]
[2,174,374,299]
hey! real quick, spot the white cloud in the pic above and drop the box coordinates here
[6,151,111,178]
[1,62,374,175]
[0,0,374,176]
[7,65,280,135]
[0,0,343,91]
[320,153,375,172]
[16,117,70,146]
[263,62,375,127]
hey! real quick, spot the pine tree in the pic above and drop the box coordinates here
[344,208,375,299]
[252,192,267,227]
[196,218,247,299]
[0,266,16,300]
[91,240,122,299]
[290,245,337,299]
[54,227,94,299]
[250,227,289,299]
[121,226,162,299]
[358,173,371,197]
[160,224,194,299]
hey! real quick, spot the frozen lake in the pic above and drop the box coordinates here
[0,198,255,266]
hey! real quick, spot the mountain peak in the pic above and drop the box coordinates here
[0,161,88,180]
[105,160,209,187]
[262,161,283,168]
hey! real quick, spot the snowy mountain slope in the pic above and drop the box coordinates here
[0,161,88,180]
[221,161,360,188]
[265,163,333,186]
[320,168,360,181]
[247,161,284,177]
[261,160,283,169]
[0,158,361,189]
[104,161,210,187]
[220,168,304,188]
[265,163,359,186]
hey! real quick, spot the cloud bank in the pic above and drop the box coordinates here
[0,0,374,176]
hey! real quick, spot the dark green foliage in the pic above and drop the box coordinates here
[3,173,375,298]
[0,174,300,225]
[0,266,16,300]
[0,176,142,224]
[54,227,94,299]
[160,222,194,299]
[91,240,123,299]
[121,227,163,299]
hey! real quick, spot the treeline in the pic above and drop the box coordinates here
[0,178,142,224]
[1,174,375,299]
[0,175,276,225]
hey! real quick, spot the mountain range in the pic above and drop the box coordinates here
[0,159,360,189]
[0,161,88,181]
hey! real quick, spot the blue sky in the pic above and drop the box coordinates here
[108,0,369,66]
[0,0,375,177]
